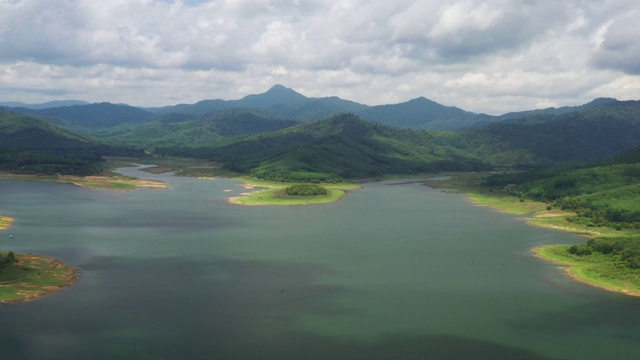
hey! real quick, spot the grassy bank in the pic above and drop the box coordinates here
[229,177,360,205]
[534,245,640,296]
[0,252,79,303]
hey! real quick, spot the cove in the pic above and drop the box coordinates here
[1,166,639,360]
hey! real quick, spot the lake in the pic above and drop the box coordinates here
[1,167,639,359]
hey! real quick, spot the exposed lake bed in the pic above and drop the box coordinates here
[1,167,639,359]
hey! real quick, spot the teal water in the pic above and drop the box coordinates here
[1,167,639,359]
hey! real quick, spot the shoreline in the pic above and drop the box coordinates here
[0,173,167,191]
[461,190,640,297]
[422,173,640,298]
[0,253,79,304]
[532,245,640,297]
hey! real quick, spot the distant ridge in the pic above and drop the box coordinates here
[356,97,476,129]
[3,102,156,129]
[0,100,89,109]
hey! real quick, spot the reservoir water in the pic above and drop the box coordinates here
[1,167,639,359]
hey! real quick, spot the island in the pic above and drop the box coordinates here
[0,251,79,303]
[228,177,360,206]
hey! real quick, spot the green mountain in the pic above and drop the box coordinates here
[0,110,142,174]
[234,84,308,108]
[157,113,489,181]
[149,85,368,120]
[460,100,640,168]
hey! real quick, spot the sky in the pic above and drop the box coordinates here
[0,0,639,115]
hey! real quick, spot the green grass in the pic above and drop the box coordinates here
[0,253,78,303]
[534,245,640,296]
[229,177,360,206]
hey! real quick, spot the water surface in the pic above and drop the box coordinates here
[1,167,639,359]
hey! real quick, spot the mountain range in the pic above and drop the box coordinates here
[2,85,640,180]
[1,84,619,131]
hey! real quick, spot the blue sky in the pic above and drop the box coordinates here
[0,0,639,114]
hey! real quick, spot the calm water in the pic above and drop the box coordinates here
[1,167,639,359]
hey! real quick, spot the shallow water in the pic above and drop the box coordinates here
[1,167,639,359]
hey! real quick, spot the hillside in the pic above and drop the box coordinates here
[460,101,640,168]
[157,113,489,181]
[0,110,142,174]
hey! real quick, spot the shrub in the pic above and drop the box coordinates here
[568,243,592,256]
[284,184,329,196]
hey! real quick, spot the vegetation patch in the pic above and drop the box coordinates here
[284,184,329,196]
[0,252,79,303]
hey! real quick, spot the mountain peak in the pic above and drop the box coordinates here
[235,84,307,108]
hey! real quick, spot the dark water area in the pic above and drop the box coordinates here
[1,167,639,359]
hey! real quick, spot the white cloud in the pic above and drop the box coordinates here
[0,0,638,114]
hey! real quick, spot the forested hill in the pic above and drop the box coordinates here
[93,108,299,149]
[0,110,142,174]
[460,100,640,168]
[157,113,489,181]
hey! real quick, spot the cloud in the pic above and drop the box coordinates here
[591,9,640,75]
[0,0,638,114]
